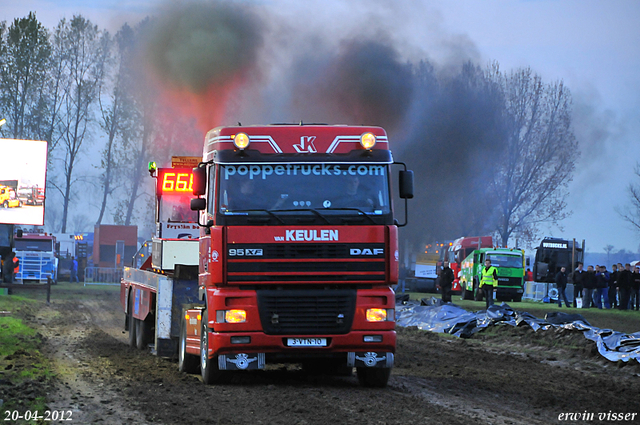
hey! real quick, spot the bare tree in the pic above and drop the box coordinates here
[604,244,615,266]
[70,213,92,232]
[0,13,51,140]
[51,16,109,232]
[488,65,579,246]
[618,163,640,234]
[95,23,138,225]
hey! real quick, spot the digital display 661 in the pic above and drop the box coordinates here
[157,168,193,195]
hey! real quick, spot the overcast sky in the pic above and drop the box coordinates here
[2,0,639,253]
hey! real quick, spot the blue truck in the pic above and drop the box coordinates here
[14,233,58,283]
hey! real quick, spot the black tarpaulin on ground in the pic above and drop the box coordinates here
[395,298,640,363]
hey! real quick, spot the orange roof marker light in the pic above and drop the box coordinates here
[360,132,376,150]
[232,133,250,150]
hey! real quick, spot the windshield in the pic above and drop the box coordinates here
[160,195,198,223]
[488,254,522,268]
[218,163,391,223]
[15,239,53,252]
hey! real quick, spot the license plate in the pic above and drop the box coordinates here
[287,338,327,347]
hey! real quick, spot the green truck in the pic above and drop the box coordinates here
[459,248,525,302]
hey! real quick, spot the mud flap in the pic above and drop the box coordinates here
[347,352,394,368]
[218,353,266,370]
[156,338,177,358]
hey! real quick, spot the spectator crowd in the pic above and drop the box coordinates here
[555,262,640,310]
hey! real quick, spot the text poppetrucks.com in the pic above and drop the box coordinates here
[558,411,638,421]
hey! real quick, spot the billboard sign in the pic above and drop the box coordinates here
[0,139,48,226]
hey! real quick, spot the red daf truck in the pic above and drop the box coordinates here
[121,125,413,387]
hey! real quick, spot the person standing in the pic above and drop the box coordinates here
[583,265,597,308]
[595,265,610,309]
[525,268,534,283]
[2,252,17,284]
[12,253,19,282]
[609,264,619,309]
[572,263,585,308]
[571,263,586,308]
[480,258,498,309]
[617,263,633,310]
[631,266,640,311]
[555,266,570,307]
[440,262,455,303]
[70,256,79,283]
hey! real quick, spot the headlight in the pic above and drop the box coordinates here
[216,309,247,323]
[366,308,394,322]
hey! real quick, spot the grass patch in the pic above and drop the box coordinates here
[4,281,119,303]
[0,296,53,421]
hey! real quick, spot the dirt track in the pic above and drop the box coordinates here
[28,290,640,424]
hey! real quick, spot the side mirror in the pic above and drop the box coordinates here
[399,170,414,199]
[192,164,207,196]
[190,198,206,211]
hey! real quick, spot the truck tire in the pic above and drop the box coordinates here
[136,316,152,350]
[356,367,391,388]
[2,201,7,208]
[128,293,137,348]
[178,315,199,374]
[460,283,470,300]
[200,310,227,384]
[473,278,483,301]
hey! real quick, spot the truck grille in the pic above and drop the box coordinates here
[257,289,356,335]
[227,243,385,284]
[497,277,523,287]
[15,252,55,283]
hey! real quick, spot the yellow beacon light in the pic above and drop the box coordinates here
[233,133,250,150]
[360,132,376,150]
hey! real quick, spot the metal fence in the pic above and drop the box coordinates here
[83,267,123,286]
[522,282,575,303]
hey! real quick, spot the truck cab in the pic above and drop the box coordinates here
[0,186,21,208]
[186,125,412,387]
[13,233,57,283]
[459,248,525,302]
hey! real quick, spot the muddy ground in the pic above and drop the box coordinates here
[7,288,640,424]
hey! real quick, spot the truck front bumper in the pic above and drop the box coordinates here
[208,330,396,369]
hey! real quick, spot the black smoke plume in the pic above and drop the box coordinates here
[141,1,263,93]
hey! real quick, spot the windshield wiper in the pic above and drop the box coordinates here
[319,208,377,224]
[271,208,331,224]
[226,209,285,224]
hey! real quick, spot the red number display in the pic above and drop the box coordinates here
[157,169,194,194]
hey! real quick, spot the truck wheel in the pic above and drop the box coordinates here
[136,316,152,350]
[2,201,7,208]
[460,284,469,300]
[128,293,137,348]
[200,310,227,384]
[179,315,199,374]
[473,278,483,301]
[356,367,391,388]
